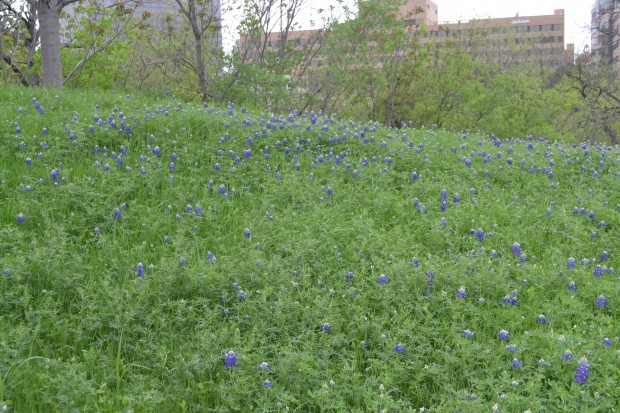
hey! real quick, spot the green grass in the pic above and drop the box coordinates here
[0,85,619,412]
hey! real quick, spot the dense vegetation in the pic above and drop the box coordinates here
[3,0,620,144]
[0,85,618,411]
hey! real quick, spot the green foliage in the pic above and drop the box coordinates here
[0,84,619,411]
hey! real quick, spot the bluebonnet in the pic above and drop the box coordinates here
[567,257,576,269]
[412,171,418,181]
[594,265,603,278]
[345,271,354,280]
[113,208,121,220]
[453,193,460,203]
[237,290,245,300]
[490,249,498,258]
[456,286,466,299]
[259,361,270,371]
[17,213,25,224]
[326,187,333,196]
[394,344,404,353]
[603,338,612,347]
[537,314,547,324]
[568,281,577,290]
[206,251,216,262]
[244,228,251,239]
[185,205,193,213]
[498,329,510,341]
[462,329,474,339]
[195,205,203,216]
[25,157,32,166]
[412,257,419,267]
[574,357,589,384]
[224,350,238,368]
[512,242,522,257]
[508,344,518,352]
[511,358,521,368]
[377,274,388,285]
[596,294,608,308]
[261,380,272,388]
[136,262,144,278]
[600,251,608,261]
[426,271,434,286]
[174,214,181,221]
[538,358,549,366]
[562,349,573,361]
[440,189,447,202]
[476,228,484,242]
[321,322,331,332]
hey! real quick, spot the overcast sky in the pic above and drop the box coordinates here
[223,0,593,53]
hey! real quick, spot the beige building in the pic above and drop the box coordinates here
[590,0,620,64]
[238,0,574,68]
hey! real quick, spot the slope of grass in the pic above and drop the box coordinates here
[0,86,618,412]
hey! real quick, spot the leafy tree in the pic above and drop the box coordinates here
[1,0,38,85]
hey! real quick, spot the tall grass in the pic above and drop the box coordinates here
[0,86,618,412]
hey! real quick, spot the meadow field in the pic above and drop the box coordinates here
[0,86,618,412]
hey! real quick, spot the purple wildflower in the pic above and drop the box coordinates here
[17,213,25,224]
[321,322,331,333]
[261,380,272,388]
[567,257,576,269]
[394,344,404,353]
[537,314,547,324]
[259,362,270,371]
[476,228,484,242]
[136,262,144,278]
[600,251,608,261]
[113,208,121,220]
[224,350,238,368]
[596,294,608,308]
[498,329,510,341]
[462,329,474,339]
[456,286,467,299]
[568,281,577,290]
[594,265,603,278]
[574,357,589,384]
[603,338,612,347]
[377,274,388,285]
[511,358,521,368]
[244,228,251,239]
[562,350,573,361]
[512,242,522,257]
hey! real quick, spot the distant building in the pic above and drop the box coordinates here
[237,0,574,68]
[590,0,620,64]
[61,0,222,49]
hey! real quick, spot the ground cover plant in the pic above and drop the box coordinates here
[0,85,619,412]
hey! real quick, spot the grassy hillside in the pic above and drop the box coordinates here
[0,86,618,412]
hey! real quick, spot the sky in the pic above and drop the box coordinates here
[223,0,593,53]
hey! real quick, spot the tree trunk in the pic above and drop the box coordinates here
[39,0,63,89]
